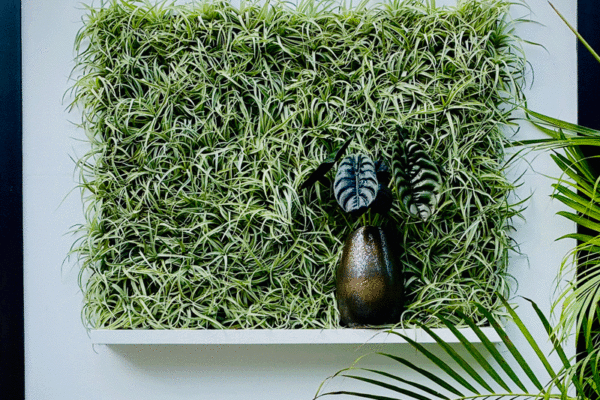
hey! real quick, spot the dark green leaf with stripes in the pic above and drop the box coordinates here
[334,154,378,216]
[392,138,442,221]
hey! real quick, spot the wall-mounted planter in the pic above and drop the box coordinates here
[89,328,501,345]
[71,0,526,331]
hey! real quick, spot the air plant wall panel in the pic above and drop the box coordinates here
[71,0,526,329]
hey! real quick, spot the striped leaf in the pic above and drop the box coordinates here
[392,135,442,221]
[334,154,378,216]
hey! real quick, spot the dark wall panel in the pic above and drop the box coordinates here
[0,0,24,397]
[578,1,600,395]
[578,1,600,131]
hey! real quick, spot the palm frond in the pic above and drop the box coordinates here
[523,108,600,351]
[315,299,585,400]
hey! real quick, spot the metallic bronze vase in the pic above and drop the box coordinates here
[336,226,403,327]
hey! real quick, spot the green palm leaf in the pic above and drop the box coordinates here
[524,108,600,137]
[521,296,582,395]
[341,375,433,400]
[437,315,512,392]
[358,369,451,400]
[417,324,495,393]
[549,154,597,199]
[556,212,600,234]
[316,299,580,400]
[389,331,480,394]
[374,354,465,398]
[551,187,600,221]
[497,297,563,393]
[473,303,544,392]
[453,310,528,393]
[316,391,406,400]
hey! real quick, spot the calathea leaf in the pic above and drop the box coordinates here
[334,154,378,216]
[300,135,353,191]
[392,136,442,221]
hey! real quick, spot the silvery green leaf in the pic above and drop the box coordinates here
[334,154,378,216]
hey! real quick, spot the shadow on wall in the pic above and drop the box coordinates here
[97,343,490,398]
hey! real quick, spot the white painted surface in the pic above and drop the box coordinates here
[90,327,501,345]
[23,0,577,399]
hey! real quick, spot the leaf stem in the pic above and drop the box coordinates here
[548,1,600,64]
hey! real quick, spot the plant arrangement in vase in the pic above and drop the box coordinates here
[302,127,443,327]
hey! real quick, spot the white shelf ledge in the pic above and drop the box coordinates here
[90,327,500,345]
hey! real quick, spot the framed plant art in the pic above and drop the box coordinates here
[70,0,527,330]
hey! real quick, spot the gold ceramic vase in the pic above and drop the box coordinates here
[336,226,403,327]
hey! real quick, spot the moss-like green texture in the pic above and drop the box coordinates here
[71,0,525,329]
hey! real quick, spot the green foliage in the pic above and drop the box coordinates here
[69,0,526,329]
[517,1,600,373]
[315,298,598,400]
[519,109,600,397]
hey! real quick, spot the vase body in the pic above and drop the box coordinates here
[336,226,403,326]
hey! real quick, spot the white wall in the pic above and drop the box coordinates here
[23,0,577,399]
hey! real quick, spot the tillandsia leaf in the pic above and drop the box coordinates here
[300,135,354,191]
[334,154,378,216]
[370,184,393,215]
[392,135,442,221]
